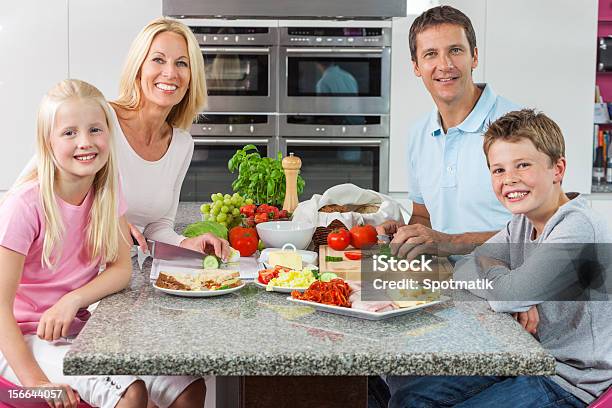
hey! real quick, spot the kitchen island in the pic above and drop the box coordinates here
[63,203,555,406]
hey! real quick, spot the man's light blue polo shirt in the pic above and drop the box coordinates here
[406,84,520,234]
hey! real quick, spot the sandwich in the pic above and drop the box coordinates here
[156,269,241,291]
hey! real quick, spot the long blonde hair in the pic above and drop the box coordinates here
[14,79,123,268]
[113,18,207,130]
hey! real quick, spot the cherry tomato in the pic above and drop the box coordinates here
[229,226,259,257]
[327,228,350,251]
[349,224,378,249]
[254,212,269,224]
[344,251,362,260]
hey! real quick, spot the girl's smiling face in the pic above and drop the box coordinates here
[488,138,565,219]
[50,98,110,183]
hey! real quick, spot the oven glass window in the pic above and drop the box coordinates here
[287,57,381,97]
[180,144,270,202]
[204,53,268,96]
[286,145,379,199]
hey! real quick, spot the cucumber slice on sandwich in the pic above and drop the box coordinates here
[319,272,338,282]
[203,255,220,270]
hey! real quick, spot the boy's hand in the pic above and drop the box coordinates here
[37,294,81,341]
[513,305,539,335]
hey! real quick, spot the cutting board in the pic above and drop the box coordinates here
[318,245,362,280]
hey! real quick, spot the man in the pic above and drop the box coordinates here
[377,5,520,260]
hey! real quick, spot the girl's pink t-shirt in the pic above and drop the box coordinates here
[0,182,127,336]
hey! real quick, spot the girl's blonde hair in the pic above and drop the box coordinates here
[15,79,123,268]
[113,18,207,130]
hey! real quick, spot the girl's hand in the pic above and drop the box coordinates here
[35,381,81,408]
[180,233,231,261]
[36,294,81,341]
[129,223,148,253]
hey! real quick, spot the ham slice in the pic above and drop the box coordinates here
[347,280,397,312]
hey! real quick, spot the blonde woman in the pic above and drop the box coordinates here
[0,79,204,407]
[110,18,230,259]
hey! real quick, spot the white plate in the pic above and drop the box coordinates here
[286,296,448,321]
[254,280,308,293]
[153,282,246,297]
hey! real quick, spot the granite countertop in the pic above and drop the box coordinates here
[63,203,556,377]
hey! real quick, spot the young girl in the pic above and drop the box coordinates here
[0,79,204,408]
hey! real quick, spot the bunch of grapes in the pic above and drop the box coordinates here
[200,193,253,228]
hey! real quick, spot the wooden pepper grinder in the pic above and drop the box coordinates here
[282,153,302,212]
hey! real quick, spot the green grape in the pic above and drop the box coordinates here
[245,198,254,205]
[221,206,229,214]
[232,192,241,199]
[212,207,220,215]
[226,214,233,224]
[224,194,231,200]
[210,194,217,201]
[213,201,223,209]
[217,213,227,222]
[232,208,240,216]
[200,203,211,213]
[231,197,241,206]
[223,198,231,206]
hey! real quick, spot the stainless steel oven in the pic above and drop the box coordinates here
[279,27,391,115]
[180,114,278,201]
[189,26,278,113]
[279,115,389,198]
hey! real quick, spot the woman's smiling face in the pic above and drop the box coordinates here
[139,31,191,110]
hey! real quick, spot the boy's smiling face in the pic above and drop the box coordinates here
[488,138,565,218]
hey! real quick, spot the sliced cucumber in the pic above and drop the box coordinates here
[319,272,338,282]
[203,255,220,269]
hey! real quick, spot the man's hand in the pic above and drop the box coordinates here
[37,294,81,341]
[390,224,453,259]
[375,220,405,236]
[513,306,539,335]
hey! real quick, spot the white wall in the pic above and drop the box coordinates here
[389,0,598,196]
[0,1,69,190]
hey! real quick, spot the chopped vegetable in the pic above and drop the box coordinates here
[203,255,220,269]
[291,279,351,307]
[267,268,317,290]
[319,272,338,282]
[325,256,344,262]
[344,251,362,261]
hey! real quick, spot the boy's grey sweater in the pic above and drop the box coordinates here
[454,195,612,403]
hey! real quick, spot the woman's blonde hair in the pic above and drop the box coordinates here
[14,79,123,268]
[113,18,207,130]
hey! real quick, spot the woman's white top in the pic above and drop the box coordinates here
[109,107,194,246]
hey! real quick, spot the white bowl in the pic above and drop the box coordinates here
[256,221,315,250]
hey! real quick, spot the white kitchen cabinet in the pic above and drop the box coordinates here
[69,0,163,100]
[484,0,597,194]
[0,1,68,191]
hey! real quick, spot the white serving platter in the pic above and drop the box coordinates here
[153,282,246,297]
[286,296,448,321]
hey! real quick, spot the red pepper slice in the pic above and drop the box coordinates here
[344,251,362,261]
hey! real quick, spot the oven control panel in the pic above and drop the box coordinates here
[281,27,391,47]
[189,26,277,45]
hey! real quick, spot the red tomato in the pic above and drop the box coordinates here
[327,228,350,251]
[349,224,378,249]
[229,226,259,257]
[344,251,362,261]
[258,269,277,284]
[240,204,257,217]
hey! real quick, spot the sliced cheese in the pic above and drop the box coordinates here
[268,250,302,270]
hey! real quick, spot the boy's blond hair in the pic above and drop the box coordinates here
[483,109,565,167]
[11,79,124,268]
[112,17,207,130]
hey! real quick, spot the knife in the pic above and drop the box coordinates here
[148,240,206,263]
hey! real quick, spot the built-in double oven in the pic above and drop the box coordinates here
[190,25,277,112]
[180,21,392,201]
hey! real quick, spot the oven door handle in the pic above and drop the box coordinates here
[194,138,270,145]
[285,48,383,54]
[285,138,383,145]
[200,47,270,53]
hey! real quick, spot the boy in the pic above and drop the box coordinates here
[387,109,612,407]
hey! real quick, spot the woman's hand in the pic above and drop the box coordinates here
[513,305,539,335]
[36,294,81,341]
[180,233,231,261]
[33,381,81,408]
[129,223,148,253]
